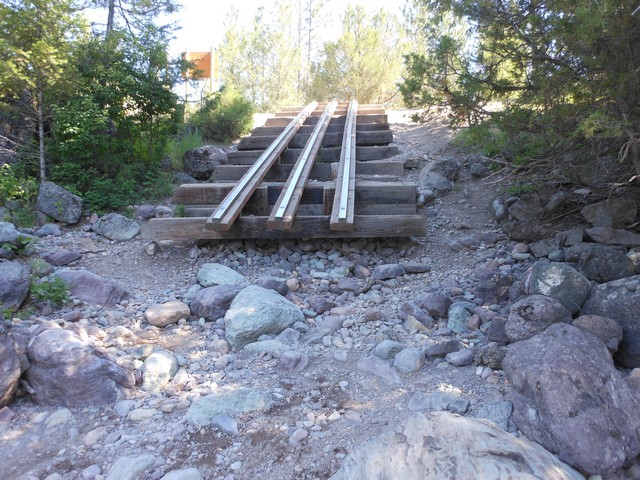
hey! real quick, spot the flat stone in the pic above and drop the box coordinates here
[408,390,469,414]
[185,388,273,425]
[144,301,190,328]
[197,263,244,287]
[372,264,405,280]
[105,455,155,480]
[393,347,425,373]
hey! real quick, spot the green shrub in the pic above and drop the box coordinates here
[2,235,34,256]
[190,87,254,144]
[30,277,70,306]
[0,163,38,206]
[168,131,204,170]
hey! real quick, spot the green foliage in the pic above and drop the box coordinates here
[2,235,34,256]
[506,182,538,196]
[402,0,640,176]
[189,88,254,143]
[30,277,69,306]
[310,5,407,104]
[174,204,186,217]
[28,258,52,278]
[0,164,38,205]
[168,131,204,170]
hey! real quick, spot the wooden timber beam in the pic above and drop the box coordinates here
[251,122,390,136]
[143,214,426,240]
[264,114,387,127]
[237,129,393,150]
[226,144,399,164]
[330,100,358,231]
[267,101,338,230]
[206,101,317,231]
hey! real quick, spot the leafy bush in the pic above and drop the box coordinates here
[168,131,204,170]
[30,277,69,306]
[0,163,38,206]
[190,87,254,144]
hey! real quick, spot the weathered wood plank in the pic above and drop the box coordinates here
[237,130,393,150]
[268,101,338,230]
[264,114,388,127]
[174,181,416,206]
[251,122,390,136]
[142,214,426,239]
[226,144,399,164]
[184,203,415,217]
[331,100,358,231]
[207,102,317,231]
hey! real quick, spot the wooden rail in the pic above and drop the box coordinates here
[206,101,317,231]
[267,101,338,229]
[330,100,358,231]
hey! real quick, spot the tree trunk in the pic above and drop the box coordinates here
[37,82,46,182]
[106,0,115,38]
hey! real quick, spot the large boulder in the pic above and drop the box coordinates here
[0,260,29,311]
[525,261,590,314]
[582,274,640,367]
[504,323,640,475]
[183,145,227,180]
[581,197,636,228]
[585,227,640,246]
[329,411,583,480]
[0,324,23,407]
[0,221,20,244]
[572,314,623,354]
[25,326,135,406]
[56,269,130,306]
[564,242,636,283]
[418,171,452,198]
[36,181,83,224]
[189,284,243,321]
[92,213,140,241]
[224,285,305,349]
[505,294,572,343]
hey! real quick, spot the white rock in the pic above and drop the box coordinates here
[105,454,155,480]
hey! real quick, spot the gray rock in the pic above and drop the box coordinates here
[141,350,178,392]
[447,301,475,334]
[581,197,636,228]
[36,182,83,224]
[372,340,406,360]
[357,355,401,385]
[582,274,640,367]
[135,205,156,219]
[0,325,23,407]
[56,269,130,306]
[486,316,509,345]
[0,221,20,244]
[572,314,623,353]
[197,263,244,287]
[307,296,337,314]
[408,391,469,414]
[475,401,513,431]
[397,301,433,327]
[505,294,572,343]
[25,326,134,406]
[0,260,29,311]
[429,158,460,181]
[92,213,140,241]
[372,263,405,280]
[254,276,288,296]
[564,242,636,282]
[475,345,508,370]
[445,349,474,367]
[418,170,453,197]
[529,238,561,258]
[185,388,273,425]
[105,455,155,480]
[173,172,198,184]
[160,468,202,480]
[525,261,590,314]
[504,323,640,475]
[34,223,61,237]
[415,292,451,318]
[425,339,461,359]
[155,206,173,218]
[335,277,363,295]
[278,350,309,371]
[189,284,243,321]
[42,250,81,266]
[224,285,304,348]
[244,340,289,356]
[329,411,583,480]
[492,197,508,221]
[211,415,238,435]
[585,227,640,246]
[144,301,190,327]
[183,145,227,180]
[470,162,490,178]
[473,273,513,305]
[393,347,425,373]
[402,263,431,273]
